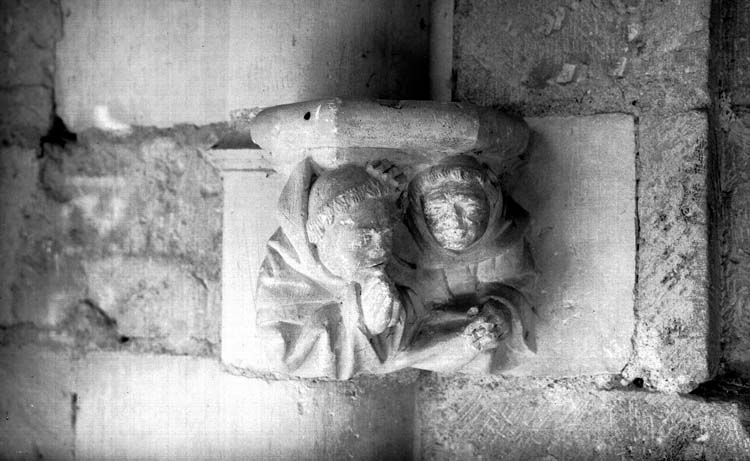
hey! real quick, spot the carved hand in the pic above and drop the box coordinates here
[359,272,402,336]
[463,299,511,351]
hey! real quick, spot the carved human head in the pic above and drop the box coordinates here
[307,165,399,281]
[411,156,495,251]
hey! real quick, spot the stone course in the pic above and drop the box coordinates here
[72,352,417,460]
[2,127,224,355]
[55,0,430,131]
[455,0,720,393]
[625,111,717,392]
[0,0,748,458]
[719,109,750,377]
[454,0,709,116]
[418,374,750,460]
[0,0,60,142]
[0,346,75,460]
[714,0,750,379]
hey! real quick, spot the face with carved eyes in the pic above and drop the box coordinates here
[422,184,490,251]
[316,198,397,282]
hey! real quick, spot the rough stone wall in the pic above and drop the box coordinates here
[627,111,716,392]
[1,1,425,458]
[0,0,59,144]
[418,0,750,458]
[715,0,750,378]
[454,0,717,393]
[4,126,224,355]
[453,0,709,116]
[2,0,750,459]
[419,374,750,460]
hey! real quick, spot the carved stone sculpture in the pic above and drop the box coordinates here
[246,99,535,379]
[255,161,406,379]
[394,155,536,372]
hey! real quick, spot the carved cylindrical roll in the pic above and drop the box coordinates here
[242,99,529,164]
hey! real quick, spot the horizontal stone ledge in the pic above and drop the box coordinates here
[624,111,718,393]
[205,148,275,172]
[72,351,416,459]
[418,374,750,460]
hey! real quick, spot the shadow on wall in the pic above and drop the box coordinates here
[280,0,431,102]
[55,0,431,132]
[692,377,750,438]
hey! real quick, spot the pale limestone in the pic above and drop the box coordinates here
[55,0,429,131]
[0,148,40,325]
[454,0,709,115]
[418,375,750,460]
[502,114,636,376]
[221,114,636,377]
[625,111,716,392]
[220,170,288,371]
[83,256,219,353]
[73,352,416,460]
[0,347,75,460]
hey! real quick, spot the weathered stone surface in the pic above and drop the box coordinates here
[626,111,716,392]
[0,147,40,325]
[720,110,750,377]
[0,0,59,88]
[40,130,223,275]
[84,256,220,354]
[720,2,750,106]
[3,128,223,353]
[499,115,635,376]
[56,0,429,131]
[454,0,709,115]
[0,86,53,143]
[418,374,750,460]
[715,0,750,379]
[0,346,75,460]
[1,144,89,330]
[0,0,60,141]
[74,352,416,459]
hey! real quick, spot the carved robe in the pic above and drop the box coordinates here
[255,159,411,379]
[397,179,537,372]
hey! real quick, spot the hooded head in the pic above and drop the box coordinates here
[307,165,399,282]
[409,156,499,252]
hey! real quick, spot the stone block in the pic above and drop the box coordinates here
[41,131,223,274]
[83,256,219,354]
[219,168,287,371]
[721,111,750,377]
[221,115,636,377]
[0,147,40,325]
[11,255,84,328]
[507,115,635,376]
[0,346,75,460]
[55,0,429,131]
[0,0,60,88]
[2,128,222,350]
[454,0,709,115]
[722,2,750,106]
[625,111,716,392]
[0,0,59,142]
[0,86,53,142]
[417,375,750,460]
[74,352,416,459]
